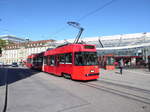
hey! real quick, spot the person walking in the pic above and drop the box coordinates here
[119,59,124,75]
[148,60,150,72]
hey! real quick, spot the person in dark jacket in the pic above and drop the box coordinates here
[119,59,124,74]
[148,61,150,72]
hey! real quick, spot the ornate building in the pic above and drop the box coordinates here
[0,40,55,64]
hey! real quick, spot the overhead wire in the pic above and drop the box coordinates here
[50,0,117,39]
[78,0,117,21]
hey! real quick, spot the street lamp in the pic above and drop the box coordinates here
[142,32,148,63]
[67,21,84,44]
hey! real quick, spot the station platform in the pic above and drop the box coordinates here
[99,68,150,91]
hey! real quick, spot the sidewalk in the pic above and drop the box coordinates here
[99,68,150,91]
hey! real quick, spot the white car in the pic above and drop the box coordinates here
[11,62,18,67]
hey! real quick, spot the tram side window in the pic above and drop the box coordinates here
[65,53,72,64]
[44,56,48,65]
[37,57,43,65]
[27,58,29,63]
[27,58,31,63]
[75,52,98,66]
[33,58,37,65]
[59,54,65,64]
[75,52,84,65]
[49,55,55,66]
[38,57,43,62]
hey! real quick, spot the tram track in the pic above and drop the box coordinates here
[79,81,150,105]
[97,80,150,94]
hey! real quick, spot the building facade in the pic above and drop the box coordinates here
[1,32,150,64]
[0,40,55,64]
[0,35,27,44]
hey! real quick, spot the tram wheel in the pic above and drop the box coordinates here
[62,73,72,79]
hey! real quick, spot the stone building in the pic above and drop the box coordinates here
[0,40,55,64]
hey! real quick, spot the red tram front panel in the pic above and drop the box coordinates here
[26,54,35,68]
[26,52,44,70]
[72,65,99,80]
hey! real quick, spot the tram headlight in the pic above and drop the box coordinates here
[90,70,94,73]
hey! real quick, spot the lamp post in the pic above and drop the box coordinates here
[142,32,148,64]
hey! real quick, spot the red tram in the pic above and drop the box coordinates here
[43,44,99,80]
[26,54,35,68]
[26,52,44,70]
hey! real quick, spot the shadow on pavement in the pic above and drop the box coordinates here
[0,67,40,86]
[115,71,121,74]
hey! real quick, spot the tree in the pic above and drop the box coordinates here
[0,39,7,54]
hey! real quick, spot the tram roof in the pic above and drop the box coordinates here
[44,43,96,56]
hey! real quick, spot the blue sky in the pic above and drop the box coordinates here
[0,0,150,41]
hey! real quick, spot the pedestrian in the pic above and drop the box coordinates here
[148,61,150,72]
[119,59,124,74]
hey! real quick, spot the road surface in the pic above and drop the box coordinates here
[0,67,150,112]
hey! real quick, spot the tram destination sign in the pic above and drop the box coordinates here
[84,45,95,49]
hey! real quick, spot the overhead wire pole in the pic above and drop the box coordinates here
[98,37,104,48]
[67,22,84,44]
[75,28,84,43]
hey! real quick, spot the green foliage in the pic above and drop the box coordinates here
[0,48,2,54]
[0,39,7,47]
[0,39,7,54]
